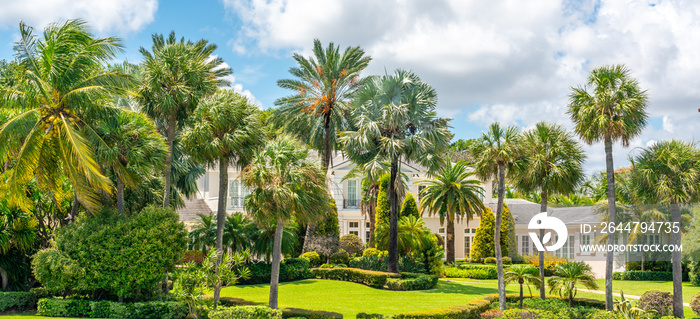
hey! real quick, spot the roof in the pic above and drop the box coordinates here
[176,198,212,223]
[491,198,599,225]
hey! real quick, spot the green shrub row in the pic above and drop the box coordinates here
[209,306,282,319]
[390,299,491,318]
[239,258,313,285]
[385,273,438,291]
[36,298,187,319]
[348,255,426,274]
[612,271,689,281]
[0,291,37,312]
[311,267,400,288]
[483,257,512,264]
[444,266,497,279]
[281,307,343,318]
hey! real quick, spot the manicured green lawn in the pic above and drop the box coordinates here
[220,278,519,317]
[0,314,77,319]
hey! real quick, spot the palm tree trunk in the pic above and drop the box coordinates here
[604,136,616,311]
[446,217,455,263]
[302,224,316,253]
[519,281,524,308]
[0,267,7,290]
[539,190,548,300]
[387,156,399,273]
[213,157,229,307]
[671,203,683,318]
[70,192,79,222]
[162,111,177,208]
[495,162,506,310]
[569,283,574,307]
[269,218,285,309]
[116,176,125,214]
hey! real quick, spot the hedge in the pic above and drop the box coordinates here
[239,258,313,285]
[282,307,343,318]
[612,271,689,281]
[385,273,438,291]
[0,291,37,312]
[36,298,187,319]
[390,299,491,319]
[444,266,497,279]
[691,292,700,316]
[311,268,400,288]
[209,306,282,319]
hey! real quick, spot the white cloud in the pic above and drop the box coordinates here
[223,0,700,173]
[217,59,263,108]
[0,0,158,34]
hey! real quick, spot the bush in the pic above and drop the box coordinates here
[484,257,497,264]
[0,291,37,312]
[612,271,688,281]
[239,258,313,285]
[319,263,335,268]
[385,273,438,291]
[311,267,399,288]
[179,250,205,264]
[444,266,497,279]
[638,290,673,316]
[400,193,420,219]
[32,206,187,300]
[470,207,509,261]
[480,309,503,319]
[357,313,385,319]
[390,299,491,319]
[281,307,343,318]
[363,248,387,257]
[36,298,188,319]
[209,306,282,319]
[300,252,322,268]
[691,292,700,316]
[502,257,512,265]
[330,249,350,265]
[339,234,364,257]
[502,308,557,319]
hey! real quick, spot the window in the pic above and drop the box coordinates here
[464,236,471,259]
[646,234,660,246]
[366,230,370,243]
[558,235,575,259]
[521,235,530,256]
[349,222,359,228]
[229,180,239,208]
[568,235,575,259]
[464,228,476,234]
[366,222,370,228]
[348,180,357,200]
[581,234,591,246]
[418,185,426,199]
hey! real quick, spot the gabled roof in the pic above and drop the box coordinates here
[491,198,598,225]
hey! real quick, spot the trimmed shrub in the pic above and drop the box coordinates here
[502,308,557,319]
[239,258,313,285]
[385,273,438,291]
[470,207,509,261]
[639,290,673,316]
[480,309,502,319]
[339,234,364,257]
[390,299,491,319]
[691,292,700,316]
[502,257,512,265]
[0,291,37,312]
[311,267,399,288]
[357,313,385,319]
[444,266,497,279]
[281,307,343,318]
[209,306,282,319]
[36,298,187,319]
[484,257,497,264]
[363,248,387,257]
[300,252,322,268]
[330,249,350,265]
[319,263,335,268]
[612,271,688,281]
[400,193,420,219]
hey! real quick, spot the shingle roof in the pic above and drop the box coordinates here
[176,198,212,223]
[490,198,599,225]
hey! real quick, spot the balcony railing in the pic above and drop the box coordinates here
[343,199,360,209]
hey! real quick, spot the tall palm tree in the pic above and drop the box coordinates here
[242,135,330,309]
[513,122,585,299]
[0,20,133,213]
[222,213,254,254]
[631,140,700,318]
[188,213,217,254]
[548,261,599,307]
[568,64,648,310]
[471,122,522,310]
[181,89,262,303]
[341,69,451,273]
[139,32,231,208]
[275,39,370,251]
[505,265,541,308]
[417,158,485,263]
[94,109,168,214]
[374,215,429,255]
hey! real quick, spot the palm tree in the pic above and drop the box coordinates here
[417,158,485,263]
[242,135,331,309]
[548,261,599,307]
[275,39,370,251]
[94,109,168,214]
[471,122,522,310]
[341,70,451,273]
[631,140,700,318]
[188,213,217,254]
[505,265,541,308]
[222,213,254,254]
[139,32,231,208]
[181,89,262,303]
[568,64,648,310]
[513,122,585,299]
[248,223,298,262]
[374,215,429,255]
[0,20,133,213]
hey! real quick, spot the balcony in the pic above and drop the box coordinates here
[343,198,360,209]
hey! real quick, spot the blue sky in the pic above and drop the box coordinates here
[1,0,699,174]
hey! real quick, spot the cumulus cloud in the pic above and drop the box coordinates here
[222,0,700,172]
[216,59,263,107]
[0,0,158,34]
